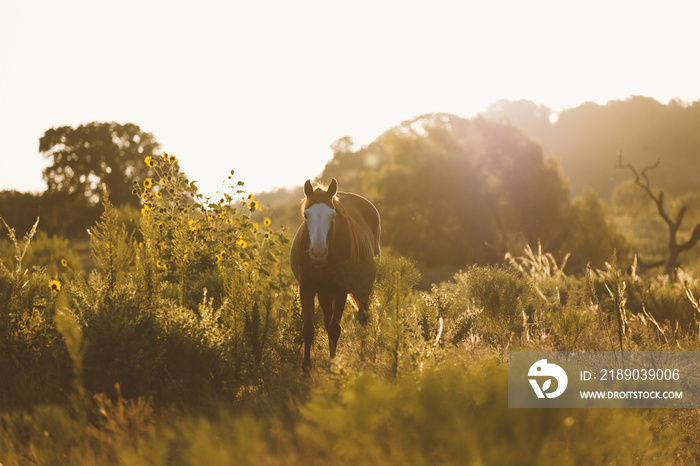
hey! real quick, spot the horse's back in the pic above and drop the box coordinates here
[337,192,381,257]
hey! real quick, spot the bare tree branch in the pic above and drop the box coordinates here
[616,152,699,277]
[678,222,700,252]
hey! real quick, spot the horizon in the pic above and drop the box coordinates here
[2,1,699,198]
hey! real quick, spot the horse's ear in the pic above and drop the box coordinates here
[304,180,314,197]
[328,178,338,197]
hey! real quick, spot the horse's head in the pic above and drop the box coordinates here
[302,178,338,264]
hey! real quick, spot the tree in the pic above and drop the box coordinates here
[617,154,700,277]
[40,122,161,207]
[563,188,631,271]
[321,114,573,270]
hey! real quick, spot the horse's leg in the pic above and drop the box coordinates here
[318,293,335,359]
[300,283,315,372]
[320,292,346,360]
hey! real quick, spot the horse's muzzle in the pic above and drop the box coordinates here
[308,247,328,264]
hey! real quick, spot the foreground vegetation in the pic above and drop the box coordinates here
[1,157,700,465]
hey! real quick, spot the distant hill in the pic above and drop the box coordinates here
[485,96,700,199]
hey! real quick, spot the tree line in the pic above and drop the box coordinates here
[486,96,700,198]
[3,97,700,277]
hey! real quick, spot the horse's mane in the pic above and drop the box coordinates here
[333,196,375,263]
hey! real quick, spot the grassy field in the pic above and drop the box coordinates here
[1,158,699,465]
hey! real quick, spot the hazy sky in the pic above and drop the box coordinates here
[2,0,698,198]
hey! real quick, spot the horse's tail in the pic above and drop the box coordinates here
[348,293,371,325]
[347,294,360,311]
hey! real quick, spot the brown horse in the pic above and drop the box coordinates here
[290,179,381,371]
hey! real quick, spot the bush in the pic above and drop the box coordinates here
[459,266,536,351]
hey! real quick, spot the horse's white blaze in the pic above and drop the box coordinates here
[305,203,335,262]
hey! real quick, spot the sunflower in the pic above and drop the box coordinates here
[237,239,247,249]
[49,280,61,293]
[144,155,154,167]
[141,202,152,216]
[144,178,153,189]
[264,218,271,227]
[60,258,68,268]
[247,201,259,212]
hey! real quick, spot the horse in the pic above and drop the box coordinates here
[290,178,381,371]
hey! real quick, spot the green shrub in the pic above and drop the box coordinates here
[299,357,675,465]
[549,305,595,350]
[459,266,535,351]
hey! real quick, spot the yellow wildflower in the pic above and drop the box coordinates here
[242,261,250,269]
[252,223,259,230]
[237,239,247,249]
[60,258,68,267]
[264,218,271,227]
[49,280,61,293]
[247,201,259,212]
[145,156,154,167]
[144,178,153,189]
